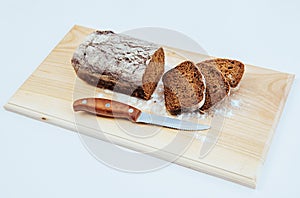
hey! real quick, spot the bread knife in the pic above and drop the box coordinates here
[73,98,210,131]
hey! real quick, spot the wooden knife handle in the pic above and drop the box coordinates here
[73,98,142,122]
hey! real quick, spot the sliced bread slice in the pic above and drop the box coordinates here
[201,59,245,88]
[162,61,206,115]
[196,62,230,111]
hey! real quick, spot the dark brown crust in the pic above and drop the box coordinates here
[163,61,205,115]
[72,66,148,99]
[201,58,245,88]
[196,62,230,111]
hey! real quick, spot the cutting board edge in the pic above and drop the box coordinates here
[260,73,295,162]
[3,101,257,188]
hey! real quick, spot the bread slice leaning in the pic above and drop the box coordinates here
[196,61,230,111]
[162,61,206,115]
[201,58,245,88]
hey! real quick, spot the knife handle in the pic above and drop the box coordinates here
[73,98,142,122]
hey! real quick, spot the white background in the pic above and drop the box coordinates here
[1,0,300,197]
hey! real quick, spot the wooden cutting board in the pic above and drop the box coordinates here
[4,25,294,188]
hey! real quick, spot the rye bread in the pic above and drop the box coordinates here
[162,61,206,115]
[196,62,230,111]
[71,30,165,100]
[202,58,245,88]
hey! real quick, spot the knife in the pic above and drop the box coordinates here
[73,98,210,131]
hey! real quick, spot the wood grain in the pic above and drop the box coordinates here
[4,25,295,188]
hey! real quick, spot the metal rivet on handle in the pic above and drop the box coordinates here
[81,99,87,104]
[128,108,134,113]
[105,103,111,108]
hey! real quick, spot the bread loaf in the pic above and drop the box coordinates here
[71,30,165,100]
[162,61,206,115]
